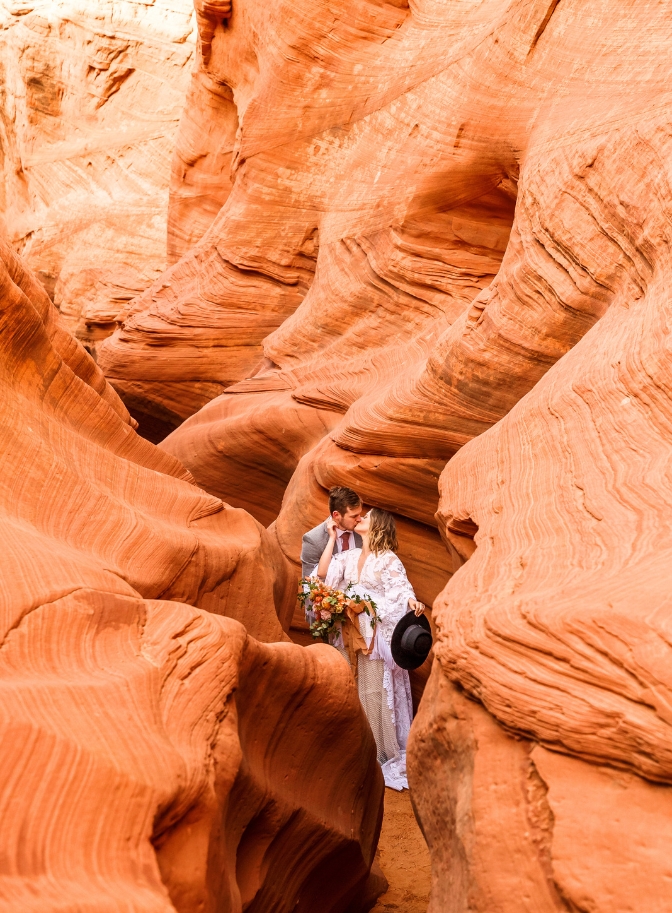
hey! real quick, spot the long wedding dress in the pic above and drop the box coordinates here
[321,548,415,791]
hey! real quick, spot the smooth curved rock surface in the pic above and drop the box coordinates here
[53,0,672,907]
[0,0,197,347]
[0,232,294,641]
[0,591,384,913]
[0,239,385,911]
[420,12,672,908]
[99,0,514,429]
[154,0,672,607]
[411,668,672,913]
[434,235,672,781]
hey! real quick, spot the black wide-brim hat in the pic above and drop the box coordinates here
[391,611,433,670]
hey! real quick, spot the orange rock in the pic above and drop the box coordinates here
[163,390,341,526]
[98,0,513,432]
[0,591,384,912]
[0,234,292,642]
[411,668,672,912]
[0,0,198,347]
[434,253,672,781]
[0,239,385,910]
[13,0,672,906]
[167,72,237,265]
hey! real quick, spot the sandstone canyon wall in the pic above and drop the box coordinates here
[91,0,672,909]
[0,237,385,911]
[0,0,199,348]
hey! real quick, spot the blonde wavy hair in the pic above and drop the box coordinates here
[368,508,399,555]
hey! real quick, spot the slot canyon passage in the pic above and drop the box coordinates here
[3,0,672,909]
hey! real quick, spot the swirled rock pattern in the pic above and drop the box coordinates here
[0,0,197,347]
[433,116,672,783]
[410,669,672,913]
[0,238,385,911]
[0,234,294,641]
[94,0,672,907]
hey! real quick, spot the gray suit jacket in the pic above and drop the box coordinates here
[301,521,363,578]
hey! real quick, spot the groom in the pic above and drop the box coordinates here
[301,486,363,577]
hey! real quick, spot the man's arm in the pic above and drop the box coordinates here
[301,527,325,577]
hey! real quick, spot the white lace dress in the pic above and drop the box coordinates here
[322,549,415,791]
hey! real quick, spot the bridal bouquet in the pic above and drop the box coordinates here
[298,578,377,643]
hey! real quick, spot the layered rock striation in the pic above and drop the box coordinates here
[0,238,384,911]
[0,0,198,348]
[416,117,672,906]
[94,0,672,908]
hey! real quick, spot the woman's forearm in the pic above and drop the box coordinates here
[317,538,336,579]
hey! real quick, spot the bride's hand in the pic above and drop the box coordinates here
[409,598,425,617]
[326,516,337,539]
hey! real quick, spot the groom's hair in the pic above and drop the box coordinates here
[328,486,361,516]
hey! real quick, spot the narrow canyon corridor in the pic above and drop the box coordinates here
[2,0,672,911]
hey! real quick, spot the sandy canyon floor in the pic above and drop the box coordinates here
[373,790,431,913]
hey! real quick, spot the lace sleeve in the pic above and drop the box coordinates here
[377,553,416,640]
[320,552,347,590]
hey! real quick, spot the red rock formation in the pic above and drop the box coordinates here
[99,0,513,431]
[411,670,672,913]
[53,0,672,907]
[424,12,672,910]
[0,239,385,910]
[1,593,385,912]
[0,232,294,640]
[0,0,197,346]
[96,0,521,605]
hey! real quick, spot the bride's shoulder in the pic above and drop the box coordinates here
[380,550,406,569]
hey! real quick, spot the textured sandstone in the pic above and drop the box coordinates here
[0,239,384,911]
[0,0,197,346]
[8,0,672,908]
[434,238,672,781]
[98,0,672,907]
[0,230,293,641]
[411,670,672,913]
[1,594,384,913]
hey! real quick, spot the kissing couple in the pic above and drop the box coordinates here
[300,487,426,791]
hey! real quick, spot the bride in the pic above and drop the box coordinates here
[315,508,425,790]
